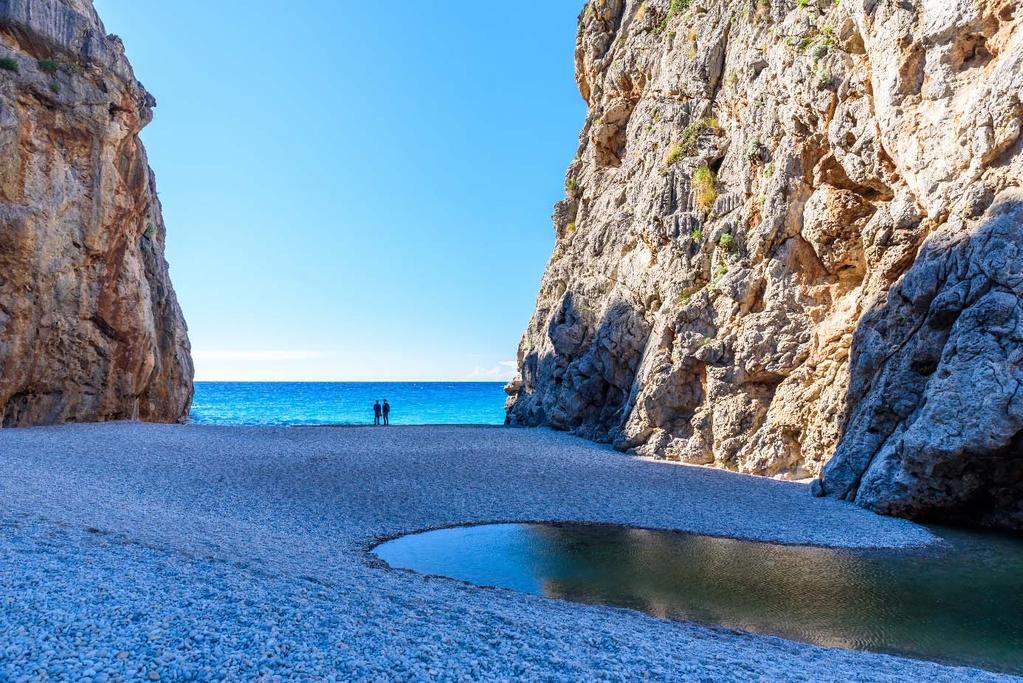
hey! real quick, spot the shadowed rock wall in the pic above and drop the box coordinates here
[0,0,193,426]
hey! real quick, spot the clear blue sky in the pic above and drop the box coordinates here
[92,1,585,381]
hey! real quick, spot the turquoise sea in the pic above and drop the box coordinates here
[189,382,508,426]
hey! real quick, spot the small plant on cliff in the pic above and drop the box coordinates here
[676,116,720,156]
[690,227,703,241]
[655,0,691,34]
[679,285,701,303]
[718,233,735,252]
[746,140,764,161]
[753,193,766,213]
[0,58,18,73]
[565,222,577,236]
[664,143,684,166]
[712,262,729,286]
[816,65,833,88]
[565,178,578,194]
[692,165,717,212]
[810,27,836,63]
[49,81,60,94]
[38,59,58,75]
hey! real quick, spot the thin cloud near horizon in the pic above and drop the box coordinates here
[191,350,327,362]
[466,360,517,381]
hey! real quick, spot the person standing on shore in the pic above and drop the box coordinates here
[373,400,382,426]
[382,399,391,426]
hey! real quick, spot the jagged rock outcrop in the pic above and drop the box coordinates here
[507,0,1023,529]
[0,0,192,426]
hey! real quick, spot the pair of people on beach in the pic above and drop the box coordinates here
[373,399,391,426]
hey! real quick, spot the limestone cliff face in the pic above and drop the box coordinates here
[0,0,192,426]
[508,0,1023,529]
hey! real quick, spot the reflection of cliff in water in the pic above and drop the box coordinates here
[521,524,1023,672]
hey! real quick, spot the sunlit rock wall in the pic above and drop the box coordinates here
[508,0,1023,529]
[0,0,193,426]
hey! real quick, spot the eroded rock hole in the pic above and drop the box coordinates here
[954,35,994,71]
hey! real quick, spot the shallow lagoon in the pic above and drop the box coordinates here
[375,522,1023,673]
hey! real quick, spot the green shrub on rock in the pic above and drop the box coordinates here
[665,143,684,166]
[692,166,717,212]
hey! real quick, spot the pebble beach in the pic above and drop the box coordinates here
[0,423,1013,681]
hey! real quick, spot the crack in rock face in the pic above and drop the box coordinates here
[507,0,1023,530]
[0,0,193,426]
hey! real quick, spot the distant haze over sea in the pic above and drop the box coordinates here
[189,382,508,426]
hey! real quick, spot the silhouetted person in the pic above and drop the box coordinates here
[373,400,381,426]
[382,399,390,426]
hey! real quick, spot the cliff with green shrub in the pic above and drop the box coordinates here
[508,0,1023,529]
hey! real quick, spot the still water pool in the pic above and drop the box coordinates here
[373,522,1023,673]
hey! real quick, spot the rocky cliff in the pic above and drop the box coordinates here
[507,0,1023,529]
[0,0,192,426]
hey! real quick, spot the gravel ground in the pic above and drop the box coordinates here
[0,423,1013,681]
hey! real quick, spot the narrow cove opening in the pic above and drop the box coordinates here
[373,522,1023,674]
